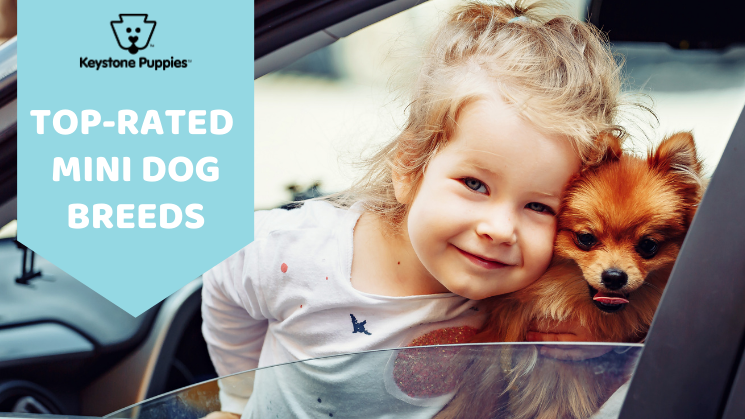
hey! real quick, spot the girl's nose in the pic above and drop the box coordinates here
[476,208,517,245]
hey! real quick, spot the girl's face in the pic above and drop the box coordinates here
[395,96,581,300]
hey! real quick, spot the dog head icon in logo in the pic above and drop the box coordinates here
[111,14,156,55]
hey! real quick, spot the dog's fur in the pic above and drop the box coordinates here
[435,132,705,419]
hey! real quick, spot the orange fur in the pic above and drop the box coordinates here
[436,132,704,418]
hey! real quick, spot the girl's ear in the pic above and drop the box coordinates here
[391,137,419,205]
[392,168,414,205]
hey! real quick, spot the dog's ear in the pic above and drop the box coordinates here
[649,132,704,181]
[649,132,705,223]
[584,131,622,170]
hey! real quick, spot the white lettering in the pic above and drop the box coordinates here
[81,110,100,134]
[188,110,206,134]
[185,204,204,229]
[141,110,164,135]
[96,157,118,181]
[165,110,185,134]
[53,110,78,135]
[160,204,182,229]
[117,204,135,228]
[168,157,193,182]
[196,157,219,181]
[123,157,130,181]
[210,110,232,135]
[53,157,80,181]
[138,204,157,228]
[69,204,89,228]
[30,110,51,134]
[93,204,113,228]
[84,157,92,181]
[118,110,138,134]
[143,157,165,182]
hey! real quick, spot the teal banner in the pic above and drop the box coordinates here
[18,1,254,316]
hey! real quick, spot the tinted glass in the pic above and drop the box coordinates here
[107,343,641,419]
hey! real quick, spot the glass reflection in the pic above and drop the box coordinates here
[107,343,640,419]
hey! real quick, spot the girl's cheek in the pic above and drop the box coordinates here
[542,231,557,262]
[522,213,556,239]
[524,207,558,226]
[529,223,558,263]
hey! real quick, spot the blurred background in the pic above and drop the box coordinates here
[254,0,745,209]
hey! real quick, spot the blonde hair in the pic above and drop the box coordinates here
[328,1,634,230]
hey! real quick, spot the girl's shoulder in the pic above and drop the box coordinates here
[254,200,362,241]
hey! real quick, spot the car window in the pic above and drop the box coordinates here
[106,343,643,418]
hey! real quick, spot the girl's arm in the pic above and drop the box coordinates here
[202,243,269,415]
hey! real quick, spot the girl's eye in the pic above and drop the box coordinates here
[525,202,554,215]
[463,177,487,193]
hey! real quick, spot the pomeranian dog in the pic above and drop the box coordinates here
[435,131,705,419]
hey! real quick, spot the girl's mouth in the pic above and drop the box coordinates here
[455,247,510,270]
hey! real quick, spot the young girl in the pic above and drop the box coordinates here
[203,1,629,417]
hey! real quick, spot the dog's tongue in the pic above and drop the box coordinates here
[593,290,629,305]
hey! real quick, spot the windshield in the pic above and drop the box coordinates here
[107,343,641,419]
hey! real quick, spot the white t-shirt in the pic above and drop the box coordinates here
[201,201,485,415]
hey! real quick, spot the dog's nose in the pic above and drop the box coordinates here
[601,269,628,290]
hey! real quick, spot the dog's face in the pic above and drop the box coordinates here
[111,15,156,54]
[554,132,703,320]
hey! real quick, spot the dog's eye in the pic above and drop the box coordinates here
[575,232,596,250]
[637,238,659,259]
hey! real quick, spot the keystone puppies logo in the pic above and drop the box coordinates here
[111,14,156,55]
[81,14,188,71]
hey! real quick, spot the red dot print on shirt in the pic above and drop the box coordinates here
[281,263,288,273]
